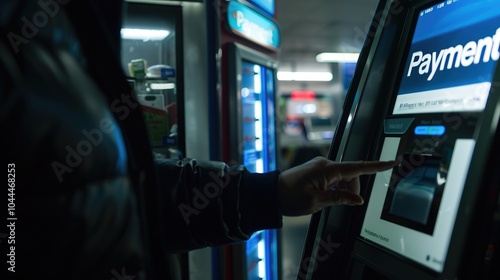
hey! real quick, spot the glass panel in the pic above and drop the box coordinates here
[241,60,259,172]
[265,67,276,171]
[241,60,278,280]
[121,3,180,159]
[241,61,276,173]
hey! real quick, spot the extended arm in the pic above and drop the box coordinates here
[155,157,396,252]
[155,158,282,252]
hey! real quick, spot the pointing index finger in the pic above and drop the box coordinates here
[332,160,397,178]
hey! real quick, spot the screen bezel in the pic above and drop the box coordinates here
[356,0,499,276]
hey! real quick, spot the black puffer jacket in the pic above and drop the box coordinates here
[0,1,281,279]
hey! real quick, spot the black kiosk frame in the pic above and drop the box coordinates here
[298,0,500,279]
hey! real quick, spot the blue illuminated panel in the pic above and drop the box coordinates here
[393,0,500,115]
[247,0,275,16]
[414,125,446,136]
[240,61,276,173]
[240,60,278,280]
[227,1,280,50]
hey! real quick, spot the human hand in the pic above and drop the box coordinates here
[278,157,396,216]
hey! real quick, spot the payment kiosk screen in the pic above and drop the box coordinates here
[392,0,500,115]
[360,0,500,273]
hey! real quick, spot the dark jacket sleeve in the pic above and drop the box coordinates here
[155,158,283,252]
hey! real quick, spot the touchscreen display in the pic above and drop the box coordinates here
[393,0,500,115]
[360,0,500,273]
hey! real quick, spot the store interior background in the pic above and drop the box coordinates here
[274,0,379,278]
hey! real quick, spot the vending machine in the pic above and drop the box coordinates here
[298,0,500,279]
[218,1,281,279]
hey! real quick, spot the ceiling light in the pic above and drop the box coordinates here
[121,28,170,41]
[277,71,333,81]
[316,52,359,63]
